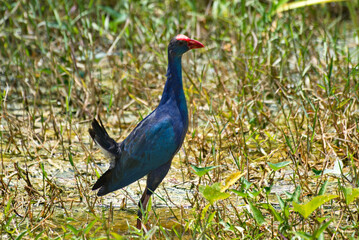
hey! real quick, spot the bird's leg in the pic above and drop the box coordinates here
[136,161,172,229]
[137,189,152,229]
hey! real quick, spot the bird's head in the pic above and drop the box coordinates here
[168,34,204,57]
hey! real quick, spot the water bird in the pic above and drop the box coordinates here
[89,34,204,229]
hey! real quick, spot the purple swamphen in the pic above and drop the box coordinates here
[89,34,204,229]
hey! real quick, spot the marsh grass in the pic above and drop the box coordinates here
[1,0,359,239]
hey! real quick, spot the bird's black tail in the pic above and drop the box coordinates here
[92,168,112,195]
[89,118,119,156]
[89,118,120,196]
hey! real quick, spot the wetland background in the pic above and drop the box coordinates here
[1,0,359,239]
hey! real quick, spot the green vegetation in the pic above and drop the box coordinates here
[1,0,359,239]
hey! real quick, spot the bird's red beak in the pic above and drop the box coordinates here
[187,39,205,49]
[175,34,205,49]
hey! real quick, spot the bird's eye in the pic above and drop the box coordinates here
[179,41,185,46]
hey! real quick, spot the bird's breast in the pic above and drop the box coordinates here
[157,97,188,148]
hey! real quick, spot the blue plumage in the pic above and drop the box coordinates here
[89,34,204,229]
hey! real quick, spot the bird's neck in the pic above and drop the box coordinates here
[159,55,186,107]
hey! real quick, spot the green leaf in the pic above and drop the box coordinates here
[66,224,80,235]
[5,197,12,214]
[337,98,351,109]
[40,163,48,179]
[318,180,328,195]
[343,188,359,205]
[15,230,27,240]
[34,230,44,240]
[248,189,261,198]
[191,165,220,177]
[261,203,283,223]
[230,189,248,198]
[312,168,322,176]
[199,183,231,205]
[111,232,125,240]
[283,133,295,154]
[83,220,97,235]
[241,177,252,190]
[5,215,15,229]
[68,153,74,167]
[293,195,338,218]
[207,211,216,224]
[314,219,333,239]
[267,161,291,171]
[284,185,301,202]
[277,194,285,211]
[276,192,290,219]
[293,231,312,240]
[100,6,127,23]
[317,84,326,90]
[292,186,301,203]
[316,217,327,223]
[201,204,211,220]
[95,169,100,178]
[248,201,265,225]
